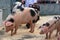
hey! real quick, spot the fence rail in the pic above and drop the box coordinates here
[40,4,60,15]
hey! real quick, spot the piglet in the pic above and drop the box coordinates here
[39,16,60,39]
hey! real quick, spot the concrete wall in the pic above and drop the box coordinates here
[40,4,60,15]
[0,0,11,20]
[0,0,16,26]
[0,0,16,20]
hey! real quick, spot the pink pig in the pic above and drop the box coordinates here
[39,16,60,39]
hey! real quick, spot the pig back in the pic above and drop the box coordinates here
[55,20,60,31]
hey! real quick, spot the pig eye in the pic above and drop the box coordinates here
[43,24,46,26]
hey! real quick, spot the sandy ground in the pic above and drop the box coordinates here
[0,15,60,40]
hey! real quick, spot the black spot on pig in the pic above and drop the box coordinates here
[43,22,50,26]
[30,9,36,17]
[12,11,15,14]
[26,23,30,29]
[8,18,14,23]
[17,6,24,11]
[45,22,50,26]
[35,9,38,13]
[32,19,38,23]
[32,20,36,23]
[54,16,57,19]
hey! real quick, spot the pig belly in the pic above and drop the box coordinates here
[14,16,32,25]
[19,19,30,24]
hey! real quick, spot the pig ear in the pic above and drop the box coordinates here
[6,22,13,27]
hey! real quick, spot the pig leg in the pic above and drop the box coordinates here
[49,31,52,39]
[55,30,58,37]
[57,35,60,40]
[45,33,48,39]
[14,25,18,34]
[29,23,35,33]
[11,29,14,36]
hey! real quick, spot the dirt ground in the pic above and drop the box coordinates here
[0,15,60,40]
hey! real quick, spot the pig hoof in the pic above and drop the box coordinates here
[11,34,13,36]
[45,37,48,39]
[11,33,15,36]
[29,31,34,33]
[49,37,51,39]
[58,37,60,40]
[13,32,16,35]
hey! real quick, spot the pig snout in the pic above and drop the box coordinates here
[40,30,44,34]
[40,27,49,34]
[3,21,13,32]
